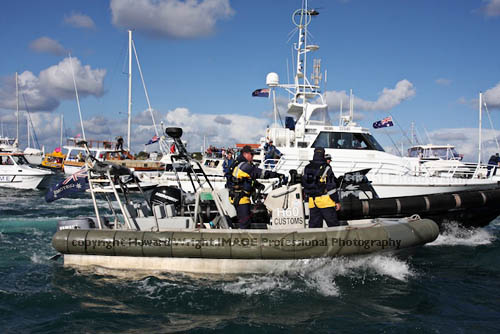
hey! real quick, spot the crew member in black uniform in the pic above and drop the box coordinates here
[230,145,285,229]
[302,147,341,228]
[115,136,124,151]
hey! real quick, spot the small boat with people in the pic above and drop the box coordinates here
[41,148,66,171]
[62,137,115,175]
[50,127,439,274]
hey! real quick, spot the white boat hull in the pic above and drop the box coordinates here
[138,170,500,198]
[0,173,51,189]
[63,164,84,175]
[64,254,296,274]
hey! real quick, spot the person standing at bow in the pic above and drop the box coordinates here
[302,147,341,228]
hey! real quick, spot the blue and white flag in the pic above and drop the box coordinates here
[45,168,89,202]
[373,116,394,129]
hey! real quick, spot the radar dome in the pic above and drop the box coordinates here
[266,72,279,87]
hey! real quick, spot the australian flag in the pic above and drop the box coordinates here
[146,135,159,145]
[373,116,394,129]
[45,168,89,202]
[252,88,270,98]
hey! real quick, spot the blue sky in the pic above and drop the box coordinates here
[1,0,500,160]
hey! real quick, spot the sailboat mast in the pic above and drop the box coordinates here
[69,54,86,141]
[27,115,30,147]
[127,29,133,150]
[15,72,19,146]
[478,91,483,164]
[60,114,64,148]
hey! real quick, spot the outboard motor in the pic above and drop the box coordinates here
[250,203,271,229]
[150,186,182,208]
[57,218,95,231]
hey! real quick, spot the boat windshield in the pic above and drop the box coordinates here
[311,131,385,151]
[308,107,331,125]
[11,155,29,165]
[429,147,461,160]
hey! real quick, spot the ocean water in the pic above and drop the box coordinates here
[1,176,499,333]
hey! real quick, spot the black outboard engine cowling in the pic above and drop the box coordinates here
[150,186,182,208]
[250,202,270,229]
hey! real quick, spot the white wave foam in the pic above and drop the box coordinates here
[427,223,496,247]
[30,253,45,264]
[221,254,413,297]
[222,274,294,296]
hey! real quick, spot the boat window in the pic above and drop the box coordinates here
[11,155,29,165]
[311,132,385,151]
[0,156,14,165]
[408,147,422,157]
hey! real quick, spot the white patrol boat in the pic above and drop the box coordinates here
[253,2,499,198]
[132,2,500,198]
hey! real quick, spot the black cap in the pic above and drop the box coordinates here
[313,147,325,161]
[241,145,254,154]
[325,153,332,160]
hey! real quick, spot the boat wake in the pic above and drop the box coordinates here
[221,254,414,297]
[427,223,496,247]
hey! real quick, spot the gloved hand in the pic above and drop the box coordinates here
[279,174,288,185]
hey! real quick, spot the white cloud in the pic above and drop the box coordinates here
[478,0,500,17]
[63,12,97,30]
[110,0,234,39]
[435,78,452,86]
[36,107,267,153]
[325,79,416,112]
[29,37,67,56]
[484,82,500,108]
[39,57,106,100]
[0,57,106,112]
[164,107,266,149]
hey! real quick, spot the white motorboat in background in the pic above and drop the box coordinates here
[0,152,52,189]
[0,136,18,153]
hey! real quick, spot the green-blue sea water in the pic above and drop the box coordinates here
[1,175,499,333]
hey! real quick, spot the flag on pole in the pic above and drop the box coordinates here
[252,88,270,97]
[373,116,394,129]
[45,168,88,202]
[145,135,159,145]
